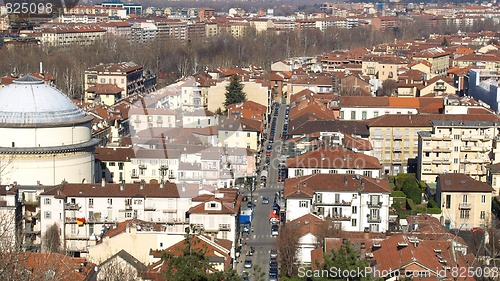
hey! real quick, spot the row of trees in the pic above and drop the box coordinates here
[1,18,497,98]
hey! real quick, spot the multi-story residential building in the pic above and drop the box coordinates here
[454,54,500,72]
[95,147,134,183]
[130,148,179,183]
[131,21,158,43]
[436,173,493,229]
[371,16,399,31]
[361,56,408,81]
[188,189,241,244]
[40,26,107,47]
[286,148,382,178]
[284,174,391,232]
[66,5,127,19]
[467,69,500,112]
[100,21,132,38]
[182,109,217,128]
[85,84,123,106]
[418,77,457,97]
[129,107,176,132]
[39,181,193,257]
[181,76,211,111]
[84,62,156,101]
[368,114,434,175]
[412,47,451,77]
[218,117,262,150]
[417,120,498,183]
[339,96,441,121]
[227,100,268,124]
[154,18,187,42]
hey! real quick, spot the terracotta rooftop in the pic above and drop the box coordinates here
[286,147,381,169]
[40,182,182,198]
[437,173,494,193]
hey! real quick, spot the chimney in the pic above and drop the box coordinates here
[140,179,145,190]
[160,180,164,189]
[101,178,106,187]
[344,175,348,185]
[120,180,125,191]
[40,62,43,75]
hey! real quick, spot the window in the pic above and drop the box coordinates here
[480,211,486,220]
[340,111,344,119]
[454,158,459,164]
[312,169,321,174]
[118,162,124,170]
[481,195,486,203]
[351,219,357,227]
[460,210,470,219]
[445,195,451,209]
[44,198,51,205]
[374,111,379,117]
[454,135,460,140]
[362,111,367,120]
[210,203,217,208]
[89,198,94,206]
[221,231,228,239]
[352,206,357,214]
[462,195,468,203]
[363,171,372,177]
[350,111,356,120]
[44,211,51,219]
[134,199,143,205]
[299,201,308,208]
[109,162,116,166]
[107,198,113,205]
[247,133,250,137]
[125,212,133,218]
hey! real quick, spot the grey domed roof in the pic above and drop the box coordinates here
[0,75,88,126]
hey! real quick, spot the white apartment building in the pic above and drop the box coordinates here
[129,107,177,132]
[95,147,134,183]
[417,120,498,183]
[39,181,192,256]
[218,117,261,150]
[188,189,241,245]
[182,109,217,128]
[339,96,422,121]
[286,148,382,179]
[284,174,391,233]
[40,26,106,47]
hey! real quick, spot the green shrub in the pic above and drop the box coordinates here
[406,198,416,210]
[427,198,438,208]
[391,191,406,197]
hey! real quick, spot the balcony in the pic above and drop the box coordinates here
[367,201,382,208]
[332,215,351,221]
[432,159,451,164]
[139,164,147,169]
[393,146,402,152]
[459,203,471,210]
[125,204,132,210]
[393,135,403,140]
[145,204,156,211]
[367,216,382,223]
[64,203,80,210]
[131,172,139,179]
[372,135,384,140]
[432,134,452,141]
[393,159,402,164]
[315,200,352,206]
[434,147,451,152]
[87,217,103,223]
[219,224,231,231]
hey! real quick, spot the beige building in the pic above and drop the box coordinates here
[84,62,156,102]
[419,77,457,97]
[418,120,499,183]
[40,26,106,47]
[412,47,451,77]
[368,114,434,176]
[361,56,409,81]
[436,173,493,229]
[249,19,274,33]
[488,163,500,196]
[218,117,261,150]
[206,78,270,113]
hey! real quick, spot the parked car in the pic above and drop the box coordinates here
[247,201,253,209]
[270,248,278,258]
[242,223,251,233]
[269,272,278,281]
[242,196,248,202]
[262,196,269,204]
[244,258,253,268]
[242,271,250,281]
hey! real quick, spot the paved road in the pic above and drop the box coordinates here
[236,103,287,280]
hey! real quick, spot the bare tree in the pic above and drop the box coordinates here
[42,223,62,253]
[97,257,142,281]
[316,218,345,248]
[277,223,301,277]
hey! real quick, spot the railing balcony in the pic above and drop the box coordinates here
[131,172,139,178]
[459,203,471,210]
[393,135,402,140]
[332,215,351,221]
[367,201,382,208]
[125,205,132,210]
[219,224,231,231]
[65,203,80,210]
[393,146,402,152]
[367,216,382,223]
[145,204,156,211]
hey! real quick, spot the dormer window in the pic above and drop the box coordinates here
[210,203,216,208]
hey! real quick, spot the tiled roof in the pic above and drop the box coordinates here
[17,253,96,281]
[288,213,325,238]
[88,61,142,73]
[437,173,494,192]
[286,147,381,169]
[95,147,134,162]
[368,113,500,128]
[284,174,390,199]
[289,120,370,137]
[101,219,166,240]
[40,182,181,198]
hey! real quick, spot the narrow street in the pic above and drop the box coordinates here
[236,103,287,280]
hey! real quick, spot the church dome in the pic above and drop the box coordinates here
[0,75,88,126]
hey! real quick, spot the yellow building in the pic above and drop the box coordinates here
[361,56,409,81]
[436,173,493,229]
[368,114,434,176]
[419,77,457,97]
[412,47,451,77]
[217,117,261,150]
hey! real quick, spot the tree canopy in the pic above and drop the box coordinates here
[224,75,247,108]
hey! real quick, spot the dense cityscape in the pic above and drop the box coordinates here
[0,0,500,280]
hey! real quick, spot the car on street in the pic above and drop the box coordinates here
[270,257,277,264]
[270,260,278,269]
[269,266,278,274]
[273,204,280,212]
[262,196,269,204]
[269,272,278,281]
[266,150,271,156]
[270,248,278,258]
[271,224,279,236]
[242,196,248,202]
[244,258,253,268]
[242,271,250,281]
[247,201,253,209]
[242,223,250,233]
[267,145,272,150]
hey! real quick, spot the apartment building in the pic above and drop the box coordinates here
[361,55,408,81]
[467,69,500,112]
[182,109,217,128]
[188,189,241,245]
[40,26,106,47]
[286,148,382,178]
[218,117,262,150]
[417,120,498,183]
[95,147,134,184]
[454,54,500,72]
[84,62,156,101]
[368,114,434,175]
[39,181,193,257]
[412,47,451,77]
[284,174,391,232]
[436,173,493,229]
[129,107,176,132]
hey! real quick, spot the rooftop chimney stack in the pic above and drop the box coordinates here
[120,180,125,191]
[140,179,145,190]
[102,178,106,187]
